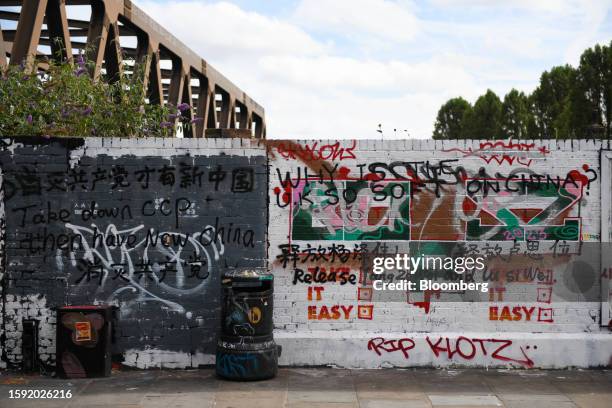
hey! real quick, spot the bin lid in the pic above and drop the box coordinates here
[222,268,273,284]
[58,305,114,310]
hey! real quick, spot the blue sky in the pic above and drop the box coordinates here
[135,0,611,139]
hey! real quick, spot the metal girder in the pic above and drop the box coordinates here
[0,23,6,67]
[0,0,265,138]
[10,0,47,70]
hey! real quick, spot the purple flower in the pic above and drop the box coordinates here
[75,66,87,77]
[160,121,173,128]
[190,117,203,124]
[177,102,190,112]
[26,114,33,125]
[168,113,178,120]
[61,109,70,118]
[82,107,92,116]
[77,54,85,67]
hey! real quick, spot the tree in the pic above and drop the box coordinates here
[569,41,612,138]
[530,65,576,139]
[432,97,472,139]
[501,89,530,139]
[430,41,611,140]
[460,89,503,139]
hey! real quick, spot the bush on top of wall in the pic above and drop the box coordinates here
[0,49,200,138]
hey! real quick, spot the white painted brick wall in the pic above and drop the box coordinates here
[268,139,612,368]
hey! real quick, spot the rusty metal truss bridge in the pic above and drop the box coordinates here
[0,0,265,138]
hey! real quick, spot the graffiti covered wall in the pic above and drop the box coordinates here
[0,137,611,370]
[0,137,267,369]
[269,139,612,368]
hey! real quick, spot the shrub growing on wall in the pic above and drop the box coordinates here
[0,52,191,138]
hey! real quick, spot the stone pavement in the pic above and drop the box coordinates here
[0,367,610,408]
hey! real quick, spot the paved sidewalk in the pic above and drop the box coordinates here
[0,367,610,408]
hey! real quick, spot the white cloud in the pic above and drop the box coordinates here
[428,0,610,65]
[257,55,476,95]
[562,0,610,65]
[130,0,610,139]
[256,84,463,139]
[294,0,419,43]
[135,1,327,59]
[429,0,596,14]
[133,0,463,138]
[246,53,480,139]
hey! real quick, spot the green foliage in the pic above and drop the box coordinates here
[530,65,576,139]
[432,41,612,139]
[460,89,502,139]
[501,89,530,139]
[569,43,612,139]
[0,53,179,138]
[432,97,471,140]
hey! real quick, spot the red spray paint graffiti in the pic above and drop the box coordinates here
[367,336,535,368]
[443,140,550,167]
[368,337,415,358]
[275,140,357,162]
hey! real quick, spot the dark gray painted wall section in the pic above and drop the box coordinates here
[0,137,267,366]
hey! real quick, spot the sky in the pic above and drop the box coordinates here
[133,0,612,139]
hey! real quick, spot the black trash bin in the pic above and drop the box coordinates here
[216,268,281,380]
[56,305,113,378]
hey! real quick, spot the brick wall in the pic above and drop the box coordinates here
[0,137,611,370]
[268,139,612,368]
[0,137,267,369]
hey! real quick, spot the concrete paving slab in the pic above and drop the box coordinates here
[214,396,286,408]
[498,393,573,401]
[286,403,358,408]
[287,389,358,403]
[427,394,502,406]
[566,393,612,408]
[503,402,578,408]
[0,367,609,408]
[356,389,427,400]
[358,398,431,408]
